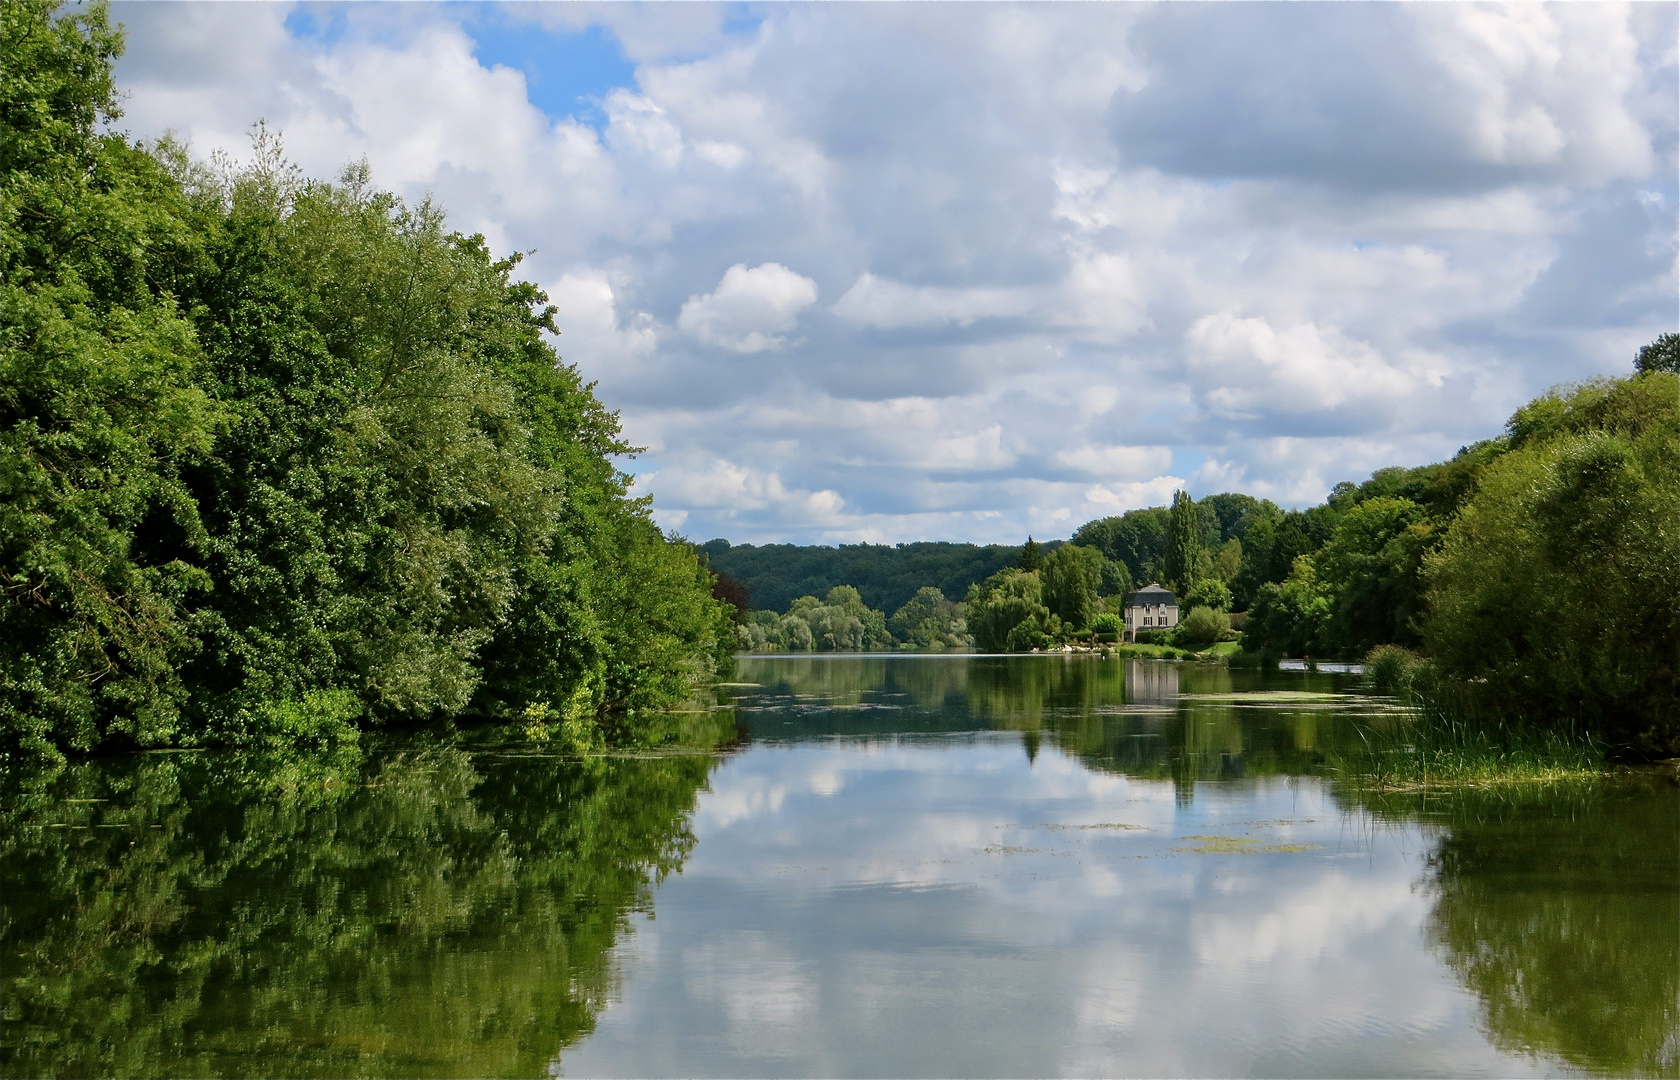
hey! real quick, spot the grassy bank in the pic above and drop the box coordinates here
[1336,645,1613,788]
[1332,715,1609,790]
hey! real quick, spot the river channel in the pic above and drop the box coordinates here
[3,655,1674,1077]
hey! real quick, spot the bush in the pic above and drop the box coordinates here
[1363,645,1431,696]
[1180,605,1230,645]
[1423,374,1678,757]
[1182,579,1232,613]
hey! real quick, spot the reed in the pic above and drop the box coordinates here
[1340,646,1609,789]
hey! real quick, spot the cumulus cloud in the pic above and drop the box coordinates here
[1183,314,1431,426]
[1052,444,1174,480]
[110,1,1678,544]
[678,263,819,353]
[641,457,845,528]
[1110,3,1657,192]
[832,273,1040,331]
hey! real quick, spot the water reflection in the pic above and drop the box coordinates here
[1,728,731,1078]
[1357,784,1679,1077]
[3,658,1673,1078]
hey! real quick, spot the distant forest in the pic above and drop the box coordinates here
[704,355,1679,758]
[700,540,1028,616]
[700,490,1271,618]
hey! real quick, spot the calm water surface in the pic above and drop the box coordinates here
[3,655,1675,1078]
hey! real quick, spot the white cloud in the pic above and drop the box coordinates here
[110,1,1678,543]
[1052,445,1174,480]
[1183,314,1428,422]
[641,457,845,529]
[1082,477,1189,516]
[678,263,819,353]
[546,271,659,369]
[832,273,1039,331]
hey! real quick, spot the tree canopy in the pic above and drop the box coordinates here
[1,2,734,759]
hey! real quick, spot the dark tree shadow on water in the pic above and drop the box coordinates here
[1355,778,1679,1078]
[1,719,734,1079]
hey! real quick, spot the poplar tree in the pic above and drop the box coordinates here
[1163,490,1199,593]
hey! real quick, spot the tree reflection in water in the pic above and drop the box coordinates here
[1,721,732,1079]
[1362,781,1680,1078]
[742,655,1679,1078]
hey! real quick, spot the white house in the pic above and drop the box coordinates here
[1123,583,1179,640]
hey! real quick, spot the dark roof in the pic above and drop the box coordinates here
[1123,584,1177,608]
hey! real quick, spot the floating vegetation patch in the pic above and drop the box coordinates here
[1179,691,1346,703]
[1032,822,1146,831]
[1170,835,1324,854]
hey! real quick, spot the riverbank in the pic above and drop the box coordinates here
[1330,706,1617,790]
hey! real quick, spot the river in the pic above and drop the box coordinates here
[3,655,1674,1077]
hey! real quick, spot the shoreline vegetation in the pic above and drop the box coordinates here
[721,361,1678,770]
[3,5,734,762]
[5,6,1677,780]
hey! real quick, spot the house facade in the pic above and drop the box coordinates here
[1122,583,1179,640]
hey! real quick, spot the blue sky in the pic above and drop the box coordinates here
[111,2,1678,545]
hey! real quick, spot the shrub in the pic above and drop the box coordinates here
[1180,605,1230,645]
[1183,579,1232,613]
[1363,645,1431,696]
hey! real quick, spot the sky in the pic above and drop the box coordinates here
[108,1,1679,546]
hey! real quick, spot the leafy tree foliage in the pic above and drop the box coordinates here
[1070,506,1168,583]
[1182,578,1232,614]
[1423,374,1678,756]
[700,539,1022,616]
[1634,332,1679,375]
[1041,543,1103,630]
[1,4,733,758]
[1098,556,1134,602]
[2,3,220,754]
[742,586,893,652]
[1016,536,1045,572]
[965,568,1053,653]
[1179,605,1230,645]
[1313,497,1433,655]
[1162,490,1200,592]
[887,587,970,649]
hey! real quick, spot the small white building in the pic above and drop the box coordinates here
[1123,583,1179,640]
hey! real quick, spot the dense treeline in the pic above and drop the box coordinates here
[724,366,1679,754]
[0,4,733,759]
[1237,371,1678,756]
[700,538,1024,615]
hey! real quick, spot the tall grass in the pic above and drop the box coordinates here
[1341,646,1609,789]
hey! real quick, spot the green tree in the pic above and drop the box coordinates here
[965,568,1050,653]
[1179,605,1230,645]
[1016,536,1045,572]
[776,585,891,652]
[1424,375,1679,756]
[1213,537,1243,583]
[1,1,222,756]
[1634,332,1679,375]
[1,3,735,755]
[1310,496,1433,656]
[1042,544,1102,630]
[1162,490,1200,593]
[1244,557,1331,657]
[1071,506,1168,582]
[1182,578,1232,614]
[888,586,969,649]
